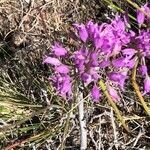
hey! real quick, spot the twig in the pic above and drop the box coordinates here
[133,130,143,147]
[98,116,102,150]
[110,108,119,149]
[78,92,87,150]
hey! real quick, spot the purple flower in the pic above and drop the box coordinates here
[112,57,126,67]
[137,9,145,26]
[91,84,101,102]
[55,65,70,74]
[112,57,135,68]
[112,15,125,31]
[137,4,150,26]
[74,23,88,42]
[107,86,120,102]
[125,58,136,68]
[143,75,150,95]
[73,48,100,85]
[60,75,72,98]
[111,42,122,56]
[89,68,100,80]
[99,59,110,68]
[43,57,61,66]
[73,48,87,72]
[81,73,92,84]
[139,65,147,76]
[123,13,130,27]
[101,39,111,54]
[94,35,103,49]
[136,30,150,58]
[52,43,67,57]
[90,52,99,67]
[86,20,98,39]
[51,74,72,98]
[122,48,136,58]
[108,72,127,90]
[44,12,150,101]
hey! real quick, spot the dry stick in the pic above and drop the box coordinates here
[78,92,87,150]
[110,108,118,148]
[99,80,130,132]
[131,60,150,116]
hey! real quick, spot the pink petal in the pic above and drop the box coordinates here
[137,10,145,25]
[107,86,120,102]
[122,48,136,57]
[125,58,136,68]
[137,4,150,26]
[74,23,88,42]
[60,77,72,97]
[111,43,122,56]
[52,43,67,56]
[99,60,110,68]
[90,52,98,66]
[94,36,103,49]
[81,73,92,85]
[112,57,125,67]
[107,72,127,90]
[43,57,61,66]
[143,75,150,95]
[91,85,101,102]
[139,65,147,76]
[55,65,70,74]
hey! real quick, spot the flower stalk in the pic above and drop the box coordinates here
[126,0,150,18]
[131,60,150,116]
[99,80,130,132]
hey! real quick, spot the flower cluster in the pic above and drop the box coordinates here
[43,4,150,102]
[43,43,72,98]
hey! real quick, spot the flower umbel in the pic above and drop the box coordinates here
[44,6,150,102]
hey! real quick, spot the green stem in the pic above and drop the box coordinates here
[131,60,150,116]
[103,0,147,27]
[99,80,130,132]
[126,0,150,18]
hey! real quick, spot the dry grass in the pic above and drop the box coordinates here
[0,0,150,149]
